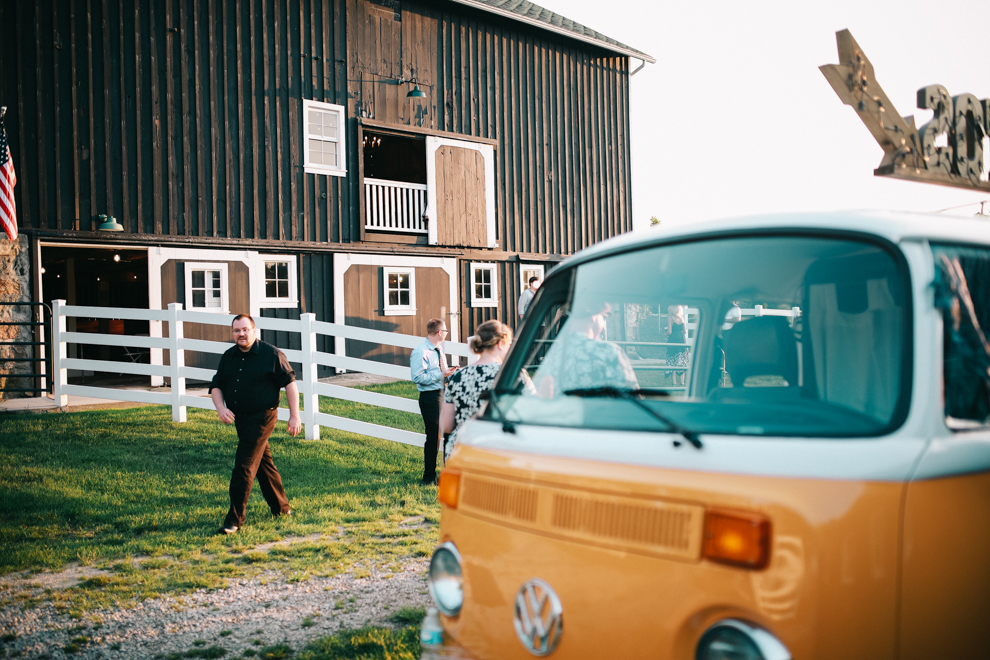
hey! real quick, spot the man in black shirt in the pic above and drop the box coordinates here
[210,314,301,534]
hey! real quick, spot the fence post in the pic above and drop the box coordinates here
[168,303,186,423]
[51,299,68,408]
[755,304,764,317]
[300,313,320,440]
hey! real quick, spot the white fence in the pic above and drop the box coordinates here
[51,300,471,447]
[364,178,428,234]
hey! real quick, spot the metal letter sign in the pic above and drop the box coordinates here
[821,30,990,191]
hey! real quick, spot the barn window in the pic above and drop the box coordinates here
[184,262,229,313]
[303,100,347,177]
[256,256,298,308]
[471,263,498,308]
[520,264,545,290]
[383,267,417,316]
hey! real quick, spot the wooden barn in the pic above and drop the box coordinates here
[0,0,652,375]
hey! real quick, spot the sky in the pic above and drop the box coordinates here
[533,0,990,230]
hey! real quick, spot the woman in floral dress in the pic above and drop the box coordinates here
[440,320,513,461]
[532,300,639,398]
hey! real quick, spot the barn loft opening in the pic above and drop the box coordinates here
[362,131,426,184]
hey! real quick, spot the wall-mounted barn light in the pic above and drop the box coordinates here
[395,75,427,99]
[97,214,123,231]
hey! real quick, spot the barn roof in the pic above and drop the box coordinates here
[447,0,655,63]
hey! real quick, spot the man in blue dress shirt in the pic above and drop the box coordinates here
[411,317,457,484]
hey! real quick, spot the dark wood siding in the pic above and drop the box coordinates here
[346,0,633,256]
[259,252,336,377]
[0,0,351,242]
[458,258,510,339]
[3,0,634,262]
[456,258,555,339]
[159,258,249,369]
[342,263,448,365]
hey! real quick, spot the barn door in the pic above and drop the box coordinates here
[425,136,496,248]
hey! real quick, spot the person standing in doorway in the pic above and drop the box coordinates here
[210,314,301,535]
[411,318,457,484]
[518,276,541,321]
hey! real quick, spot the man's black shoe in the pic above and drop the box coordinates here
[273,509,292,519]
[421,476,438,486]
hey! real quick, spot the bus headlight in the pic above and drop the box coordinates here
[696,619,791,660]
[428,542,464,616]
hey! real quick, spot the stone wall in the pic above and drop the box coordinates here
[0,235,36,399]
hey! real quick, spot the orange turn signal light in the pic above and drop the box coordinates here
[703,509,771,570]
[438,471,461,508]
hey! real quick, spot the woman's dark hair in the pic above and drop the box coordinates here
[469,320,513,354]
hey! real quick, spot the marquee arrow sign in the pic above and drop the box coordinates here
[821,29,990,192]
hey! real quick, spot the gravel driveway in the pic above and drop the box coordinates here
[0,557,431,659]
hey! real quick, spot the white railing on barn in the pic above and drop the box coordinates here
[50,300,471,447]
[364,178,428,234]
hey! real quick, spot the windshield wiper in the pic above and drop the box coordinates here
[563,386,703,449]
[479,390,517,434]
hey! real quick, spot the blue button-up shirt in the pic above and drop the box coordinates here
[410,338,446,392]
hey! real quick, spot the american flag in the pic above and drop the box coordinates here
[0,111,17,241]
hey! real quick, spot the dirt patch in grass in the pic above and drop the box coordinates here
[0,532,366,604]
[252,533,328,554]
[0,564,111,591]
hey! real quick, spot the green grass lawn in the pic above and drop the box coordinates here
[0,380,440,619]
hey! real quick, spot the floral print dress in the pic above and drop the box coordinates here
[535,331,639,394]
[443,362,502,461]
[667,318,690,367]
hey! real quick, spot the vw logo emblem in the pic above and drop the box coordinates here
[513,578,563,656]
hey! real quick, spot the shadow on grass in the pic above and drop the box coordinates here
[0,381,440,597]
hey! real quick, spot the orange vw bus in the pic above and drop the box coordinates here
[426,212,990,660]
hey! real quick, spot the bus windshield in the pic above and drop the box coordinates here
[496,235,910,438]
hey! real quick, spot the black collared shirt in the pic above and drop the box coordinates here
[209,339,295,416]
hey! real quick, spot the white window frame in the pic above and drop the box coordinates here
[383,267,417,316]
[184,262,229,313]
[471,262,499,308]
[256,256,298,308]
[520,263,545,291]
[303,99,347,177]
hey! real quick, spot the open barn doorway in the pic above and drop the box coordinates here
[41,246,149,384]
[360,130,430,242]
